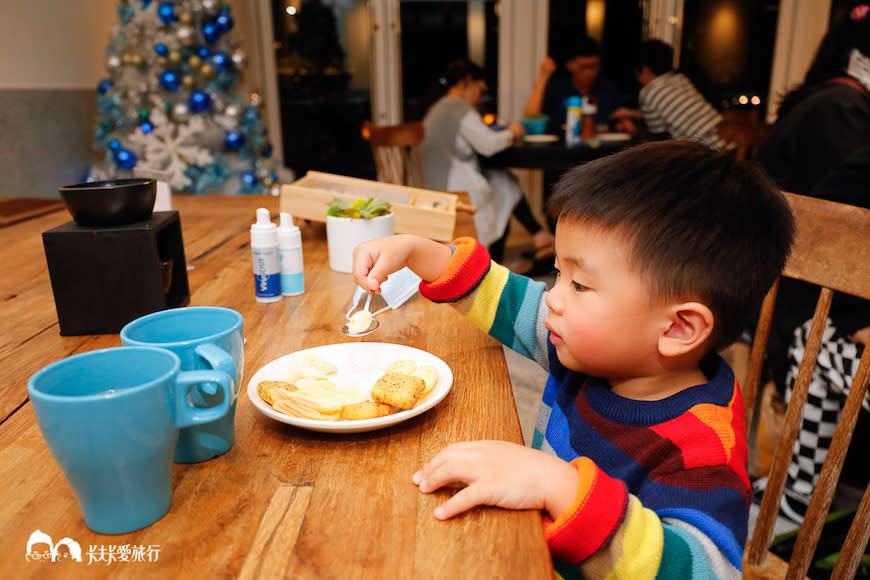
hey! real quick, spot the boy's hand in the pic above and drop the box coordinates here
[352,234,453,293]
[413,440,580,521]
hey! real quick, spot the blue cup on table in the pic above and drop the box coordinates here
[121,306,244,463]
[27,347,233,535]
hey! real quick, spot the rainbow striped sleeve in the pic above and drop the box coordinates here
[419,237,548,360]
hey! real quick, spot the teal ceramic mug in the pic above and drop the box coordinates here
[120,306,244,463]
[28,346,232,535]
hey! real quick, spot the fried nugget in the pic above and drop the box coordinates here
[257,380,298,405]
[339,401,396,420]
[371,373,425,410]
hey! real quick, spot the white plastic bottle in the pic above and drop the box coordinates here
[250,207,282,303]
[278,212,305,296]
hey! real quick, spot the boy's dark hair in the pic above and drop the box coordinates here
[546,140,795,353]
[442,59,485,88]
[633,39,674,76]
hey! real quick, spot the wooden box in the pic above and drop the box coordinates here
[280,171,458,242]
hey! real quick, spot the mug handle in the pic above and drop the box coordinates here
[193,342,237,396]
[174,370,233,429]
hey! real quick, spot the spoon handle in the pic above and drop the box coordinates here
[363,289,373,313]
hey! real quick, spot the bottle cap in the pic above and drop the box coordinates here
[278,211,301,245]
[566,96,582,108]
[251,207,278,246]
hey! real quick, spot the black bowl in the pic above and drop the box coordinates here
[59,178,156,227]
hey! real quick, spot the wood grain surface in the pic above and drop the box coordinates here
[0,195,552,579]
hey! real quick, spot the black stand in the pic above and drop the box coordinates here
[42,211,190,335]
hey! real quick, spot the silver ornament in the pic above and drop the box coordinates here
[270,183,282,197]
[173,102,191,122]
[107,55,122,70]
[231,48,247,68]
[176,25,195,45]
[202,0,217,12]
[225,104,241,119]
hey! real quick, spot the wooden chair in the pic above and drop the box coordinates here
[741,192,870,579]
[361,121,425,188]
[717,109,772,162]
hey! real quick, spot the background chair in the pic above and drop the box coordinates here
[361,121,425,188]
[717,109,772,162]
[741,192,870,579]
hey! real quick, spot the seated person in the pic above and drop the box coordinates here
[524,36,622,135]
[612,40,725,150]
[353,141,795,579]
[420,60,553,264]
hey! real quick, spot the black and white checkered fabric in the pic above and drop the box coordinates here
[778,317,867,522]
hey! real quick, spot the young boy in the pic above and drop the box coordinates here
[352,141,794,579]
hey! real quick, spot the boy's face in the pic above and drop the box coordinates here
[545,222,670,379]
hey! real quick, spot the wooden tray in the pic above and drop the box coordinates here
[280,171,459,242]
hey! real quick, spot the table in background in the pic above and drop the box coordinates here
[0,195,553,579]
[482,137,631,172]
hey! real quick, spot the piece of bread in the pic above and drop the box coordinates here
[410,365,438,395]
[371,373,425,410]
[384,359,418,376]
[257,380,298,405]
[340,401,395,420]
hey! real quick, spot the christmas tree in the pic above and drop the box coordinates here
[89,0,290,195]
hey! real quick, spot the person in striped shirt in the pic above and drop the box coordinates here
[612,40,725,150]
[352,141,794,579]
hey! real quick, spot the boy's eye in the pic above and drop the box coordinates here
[571,281,586,292]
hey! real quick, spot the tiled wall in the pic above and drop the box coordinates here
[0,90,96,199]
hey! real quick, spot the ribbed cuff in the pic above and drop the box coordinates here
[543,457,629,564]
[418,237,491,303]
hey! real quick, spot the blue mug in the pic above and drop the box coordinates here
[28,347,232,535]
[121,306,244,463]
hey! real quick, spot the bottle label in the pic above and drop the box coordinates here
[252,246,281,298]
[280,247,305,295]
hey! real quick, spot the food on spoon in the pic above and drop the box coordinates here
[347,309,374,334]
[384,359,418,375]
[257,380,298,405]
[340,401,396,420]
[371,373,426,410]
[410,365,439,395]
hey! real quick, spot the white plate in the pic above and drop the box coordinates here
[523,134,559,143]
[596,132,632,142]
[246,342,453,433]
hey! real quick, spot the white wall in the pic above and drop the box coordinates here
[0,0,116,89]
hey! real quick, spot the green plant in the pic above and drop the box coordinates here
[327,197,392,219]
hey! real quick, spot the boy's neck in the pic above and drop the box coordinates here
[607,367,708,401]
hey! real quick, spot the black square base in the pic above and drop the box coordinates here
[42,211,190,335]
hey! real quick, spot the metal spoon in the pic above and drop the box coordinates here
[342,290,379,337]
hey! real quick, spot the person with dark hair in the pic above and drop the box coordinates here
[751,3,870,525]
[523,36,623,135]
[611,39,724,149]
[420,60,554,264]
[352,141,795,579]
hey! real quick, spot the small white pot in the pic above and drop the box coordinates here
[326,213,395,273]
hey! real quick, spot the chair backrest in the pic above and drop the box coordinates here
[742,192,870,579]
[717,109,772,162]
[362,121,425,188]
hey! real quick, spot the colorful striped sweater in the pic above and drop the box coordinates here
[419,238,750,580]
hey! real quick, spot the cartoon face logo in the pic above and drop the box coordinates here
[26,530,82,562]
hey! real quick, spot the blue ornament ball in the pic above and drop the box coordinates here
[140,120,154,134]
[109,139,121,151]
[211,52,231,72]
[97,79,113,94]
[113,147,137,170]
[261,143,273,158]
[154,43,169,57]
[202,21,221,43]
[159,70,181,91]
[198,46,210,58]
[158,2,176,25]
[224,131,245,150]
[216,13,234,32]
[241,171,257,186]
[188,91,212,113]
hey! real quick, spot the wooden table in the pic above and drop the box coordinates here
[482,137,631,172]
[0,195,552,578]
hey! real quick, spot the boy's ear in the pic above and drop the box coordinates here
[658,302,714,358]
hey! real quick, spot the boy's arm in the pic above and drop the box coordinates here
[419,237,550,367]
